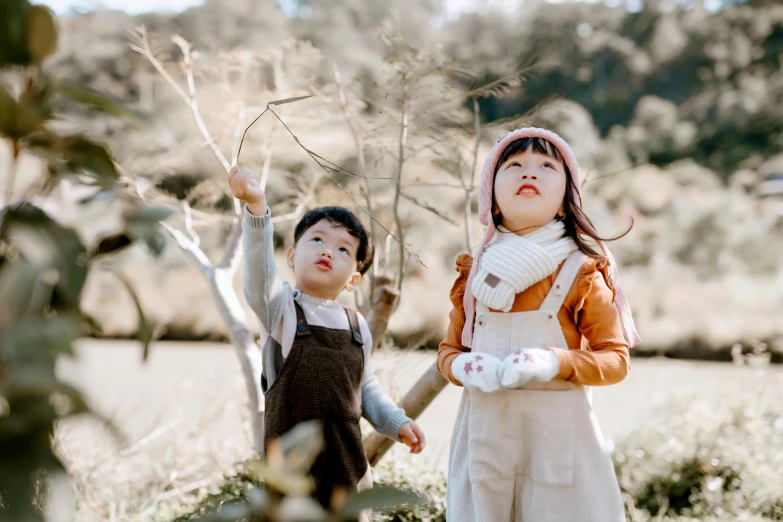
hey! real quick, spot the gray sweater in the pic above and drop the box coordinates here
[242,207,410,442]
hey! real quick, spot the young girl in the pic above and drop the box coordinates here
[437,127,640,522]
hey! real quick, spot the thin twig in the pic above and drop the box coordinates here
[400,192,458,226]
[161,222,213,273]
[401,182,464,189]
[307,149,393,180]
[270,172,322,224]
[235,108,269,164]
[130,27,190,105]
[267,108,405,250]
[333,60,379,296]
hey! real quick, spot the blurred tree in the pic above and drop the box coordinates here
[0,1,166,520]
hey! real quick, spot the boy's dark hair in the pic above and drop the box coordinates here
[294,207,374,275]
[491,137,631,260]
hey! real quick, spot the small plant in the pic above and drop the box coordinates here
[170,422,425,522]
[614,386,783,520]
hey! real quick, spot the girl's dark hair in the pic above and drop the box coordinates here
[491,137,631,260]
[294,206,374,274]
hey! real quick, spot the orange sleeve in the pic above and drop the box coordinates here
[554,259,631,386]
[436,254,473,386]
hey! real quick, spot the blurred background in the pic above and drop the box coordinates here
[1,0,782,521]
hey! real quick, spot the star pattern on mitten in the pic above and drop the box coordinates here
[464,361,474,374]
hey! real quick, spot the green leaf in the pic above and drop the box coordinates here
[2,316,79,364]
[58,83,148,126]
[26,5,57,63]
[91,233,133,259]
[0,85,18,137]
[0,0,33,67]
[0,84,42,140]
[62,136,119,190]
[1,204,88,310]
[246,459,315,497]
[113,272,154,361]
[337,485,425,518]
[79,309,103,336]
[267,95,314,106]
[0,260,51,325]
[124,206,171,257]
[124,205,173,223]
[22,76,57,120]
[279,420,323,474]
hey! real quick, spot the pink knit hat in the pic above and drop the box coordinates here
[461,127,641,348]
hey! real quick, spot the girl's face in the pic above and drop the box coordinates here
[492,145,567,234]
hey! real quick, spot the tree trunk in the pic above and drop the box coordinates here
[364,363,447,465]
[365,277,400,350]
[209,267,265,453]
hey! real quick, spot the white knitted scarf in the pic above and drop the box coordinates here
[471,220,577,311]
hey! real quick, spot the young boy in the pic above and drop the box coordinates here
[228,166,425,510]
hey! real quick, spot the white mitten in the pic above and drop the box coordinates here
[451,352,503,393]
[498,348,560,389]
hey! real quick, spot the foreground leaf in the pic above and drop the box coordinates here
[336,485,425,518]
[267,95,314,106]
[59,83,148,126]
[26,4,57,63]
[113,272,155,361]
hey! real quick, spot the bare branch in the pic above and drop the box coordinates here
[182,201,200,247]
[465,96,481,250]
[393,86,409,293]
[130,27,190,105]
[271,171,322,224]
[333,60,379,297]
[401,191,458,226]
[172,35,232,172]
[161,222,213,274]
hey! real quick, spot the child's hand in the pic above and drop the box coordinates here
[451,352,503,393]
[228,165,266,215]
[498,348,560,389]
[398,421,426,454]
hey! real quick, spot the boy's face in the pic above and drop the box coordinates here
[493,146,567,234]
[287,219,362,300]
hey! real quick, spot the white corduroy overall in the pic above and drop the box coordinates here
[447,252,624,522]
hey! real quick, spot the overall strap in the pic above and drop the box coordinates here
[344,308,364,346]
[293,300,311,337]
[539,251,587,315]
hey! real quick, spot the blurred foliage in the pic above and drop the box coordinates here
[0,1,162,520]
[0,4,424,521]
[615,385,783,520]
[169,421,426,522]
[47,0,783,178]
[173,388,783,522]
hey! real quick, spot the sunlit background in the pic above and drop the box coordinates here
[1,0,782,520]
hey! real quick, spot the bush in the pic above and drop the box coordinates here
[615,384,783,520]
[372,459,446,522]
